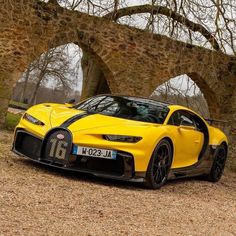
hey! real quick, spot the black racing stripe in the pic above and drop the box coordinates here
[60,112,91,128]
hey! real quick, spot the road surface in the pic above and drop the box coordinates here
[0,130,236,236]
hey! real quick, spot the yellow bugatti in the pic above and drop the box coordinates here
[12,95,228,189]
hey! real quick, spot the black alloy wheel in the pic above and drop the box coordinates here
[207,144,227,182]
[144,139,172,189]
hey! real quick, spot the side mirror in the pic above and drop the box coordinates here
[67,99,76,104]
[65,99,76,107]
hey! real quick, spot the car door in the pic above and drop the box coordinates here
[167,110,204,168]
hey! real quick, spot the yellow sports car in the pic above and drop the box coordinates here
[12,95,228,189]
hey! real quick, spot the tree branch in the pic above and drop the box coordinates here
[48,0,59,6]
[104,4,220,51]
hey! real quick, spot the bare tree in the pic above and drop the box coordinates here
[19,44,81,105]
[151,75,209,117]
[57,0,235,54]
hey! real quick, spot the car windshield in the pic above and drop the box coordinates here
[74,95,169,124]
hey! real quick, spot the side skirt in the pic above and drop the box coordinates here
[168,145,216,180]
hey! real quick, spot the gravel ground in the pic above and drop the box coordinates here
[0,130,236,236]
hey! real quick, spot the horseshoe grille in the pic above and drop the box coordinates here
[43,129,72,164]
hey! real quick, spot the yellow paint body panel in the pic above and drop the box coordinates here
[15,102,228,172]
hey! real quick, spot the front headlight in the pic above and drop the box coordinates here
[23,113,45,126]
[103,135,142,143]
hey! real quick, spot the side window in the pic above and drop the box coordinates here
[191,114,207,131]
[168,110,195,127]
[180,113,195,127]
[168,111,181,126]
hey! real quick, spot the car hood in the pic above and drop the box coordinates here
[26,103,159,134]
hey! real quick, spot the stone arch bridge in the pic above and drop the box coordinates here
[0,1,236,166]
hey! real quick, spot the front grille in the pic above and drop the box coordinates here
[14,131,42,160]
[42,129,72,165]
[74,153,124,176]
[14,130,134,178]
[73,151,134,176]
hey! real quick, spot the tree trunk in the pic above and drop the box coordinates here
[30,78,42,105]
[80,52,110,100]
[20,67,30,103]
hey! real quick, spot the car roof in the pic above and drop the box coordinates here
[99,94,171,107]
[91,94,203,115]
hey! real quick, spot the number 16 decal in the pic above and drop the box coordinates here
[49,138,68,160]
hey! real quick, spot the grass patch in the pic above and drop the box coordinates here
[9,100,29,110]
[5,112,22,130]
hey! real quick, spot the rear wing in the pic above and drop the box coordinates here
[204,118,227,125]
[204,118,229,135]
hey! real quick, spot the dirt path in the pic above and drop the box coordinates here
[0,130,236,236]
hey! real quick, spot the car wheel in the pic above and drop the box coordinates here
[207,144,227,182]
[144,139,172,189]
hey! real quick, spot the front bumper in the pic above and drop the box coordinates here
[12,129,145,181]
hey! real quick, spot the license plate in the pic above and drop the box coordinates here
[72,145,117,160]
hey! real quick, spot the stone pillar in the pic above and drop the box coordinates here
[80,53,110,100]
[222,115,236,171]
[219,89,236,171]
[0,76,10,127]
[0,98,10,128]
[0,71,18,128]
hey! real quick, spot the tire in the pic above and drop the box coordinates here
[144,139,172,189]
[207,144,227,182]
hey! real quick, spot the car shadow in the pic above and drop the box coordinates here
[18,159,142,190]
[18,158,207,191]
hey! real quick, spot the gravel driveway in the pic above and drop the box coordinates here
[0,130,236,236]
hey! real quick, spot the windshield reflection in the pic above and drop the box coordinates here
[74,95,169,124]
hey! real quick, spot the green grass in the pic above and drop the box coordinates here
[5,112,22,130]
[9,100,29,110]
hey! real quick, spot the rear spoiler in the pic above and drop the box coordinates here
[204,118,228,125]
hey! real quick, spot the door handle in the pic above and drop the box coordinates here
[194,140,200,144]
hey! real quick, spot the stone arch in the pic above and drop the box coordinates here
[167,67,223,118]
[1,0,235,129]
[23,38,115,101]
[187,72,220,118]
[50,40,115,90]
[151,72,220,119]
[26,33,116,96]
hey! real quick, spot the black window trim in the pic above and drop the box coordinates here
[167,109,202,130]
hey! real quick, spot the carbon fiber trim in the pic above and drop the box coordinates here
[12,129,135,180]
[60,112,91,128]
[13,130,42,160]
[168,145,216,179]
